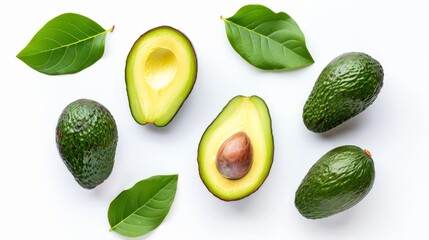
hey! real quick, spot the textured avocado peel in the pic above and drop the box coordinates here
[295,145,375,219]
[303,52,384,133]
[56,99,118,189]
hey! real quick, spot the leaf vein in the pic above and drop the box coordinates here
[20,27,111,57]
[109,176,177,232]
[223,17,311,62]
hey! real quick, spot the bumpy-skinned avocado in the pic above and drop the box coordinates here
[303,52,383,133]
[56,99,118,189]
[125,26,197,127]
[198,95,274,201]
[295,145,375,219]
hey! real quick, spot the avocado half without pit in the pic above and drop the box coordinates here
[125,26,197,126]
[198,95,274,201]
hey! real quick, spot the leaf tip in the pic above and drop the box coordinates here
[16,47,26,59]
[168,174,179,181]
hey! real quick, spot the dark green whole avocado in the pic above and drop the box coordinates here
[295,145,375,219]
[303,52,383,133]
[56,99,118,189]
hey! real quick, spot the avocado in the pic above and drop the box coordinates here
[55,99,118,189]
[125,26,197,127]
[295,145,375,219]
[198,95,274,201]
[303,52,383,133]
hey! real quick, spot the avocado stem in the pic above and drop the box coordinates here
[109,25,115,33]
[364,149,372,158]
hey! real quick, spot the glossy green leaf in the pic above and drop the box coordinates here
[108,174,178,237]
[17,13,113,75]
[223,4,314,70]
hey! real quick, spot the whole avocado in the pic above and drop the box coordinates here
[56,99,118,189]
[295,145,375,219]
[303,52,383,133]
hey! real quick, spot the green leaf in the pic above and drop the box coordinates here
[222,4,314,70]
[17,13,113,75]
[108,174,178,238]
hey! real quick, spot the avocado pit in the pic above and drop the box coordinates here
[216,131,253,180]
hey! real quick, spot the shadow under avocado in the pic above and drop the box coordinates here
[317,114,366,139]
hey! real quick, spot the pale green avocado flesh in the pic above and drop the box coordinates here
[125,26,197,126]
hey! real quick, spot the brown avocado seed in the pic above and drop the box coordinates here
[216,132,253,180]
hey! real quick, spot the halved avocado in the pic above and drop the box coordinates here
[125,26,197,126]
[198,95,274,201]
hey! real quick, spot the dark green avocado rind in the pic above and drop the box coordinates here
[303,52,383,133]
[56,99,118,189]
[295,145,375,219]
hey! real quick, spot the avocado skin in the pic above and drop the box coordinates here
[295,145,375,219]
[56,99,118,189]
[303,52,383,133]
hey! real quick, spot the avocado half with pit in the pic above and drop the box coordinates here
[198,95,274,201]
[125,26,197,126]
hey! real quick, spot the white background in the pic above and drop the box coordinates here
[1,0,428,239]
